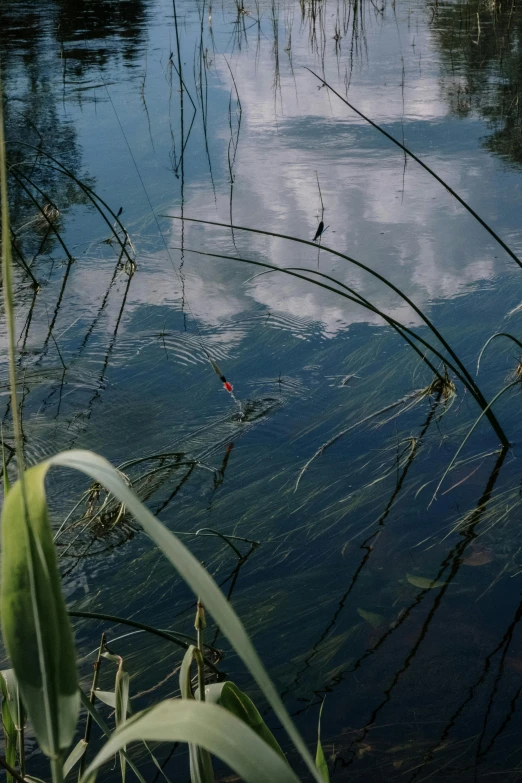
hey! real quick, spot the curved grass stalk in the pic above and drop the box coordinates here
[245,264,443,379]
[194,528,247,559]
[305,68,522,271]
[164,215,509,446]
[477,332,522,374]
[430,380,519,504]
[67,611,221,665]
[172,245,499,434]
[174,245,458,377]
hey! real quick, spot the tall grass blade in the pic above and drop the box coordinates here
[0,72,25,476]
[103,653,129,783]
[2,73,79,767]
[81,700,301,783]
[315,701,329,783]
[1,463,80,757]
[180,646,214,783]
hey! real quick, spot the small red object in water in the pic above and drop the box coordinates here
[224,381,233,392]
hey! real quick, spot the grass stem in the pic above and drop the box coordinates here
[305,68,522,271]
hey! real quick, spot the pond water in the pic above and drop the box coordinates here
[3,0,522,780]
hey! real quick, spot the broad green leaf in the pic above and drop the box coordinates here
[81,700,301,783]
[357,609,385,629]
[1,672,17,783]
[406,573,446,589]
[47,450,321,782]
[1,463,79,757]
[201,682,286,762]
[180,646,214,783]
[63,740,88,778]
[315,701,329,783]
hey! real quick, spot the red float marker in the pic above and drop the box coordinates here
[209,358,234,393]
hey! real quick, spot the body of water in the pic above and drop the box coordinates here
[3,0,522,779]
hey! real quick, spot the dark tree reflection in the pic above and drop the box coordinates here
[1,0,150,242]
[433,0,522,163]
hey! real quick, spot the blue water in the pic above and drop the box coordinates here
[4,0,522,779]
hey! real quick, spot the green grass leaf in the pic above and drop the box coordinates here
[1,671,17,783]
[81,700,301,783]
[92,690,117,709]
[115,669,129,783]
[1,462,79,757]
[357,609,385,629]
[101,652,130,783]
[92,689,174,783]
[202,682,286,762]
[315,701,329,783]
[0,669,25,735]
[1,432,10,496]
[406,573,446,589]
[180,645,215,783]
[63,740,88,779]
[47,450,322,782]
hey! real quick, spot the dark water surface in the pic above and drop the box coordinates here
[3,0,522,779]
